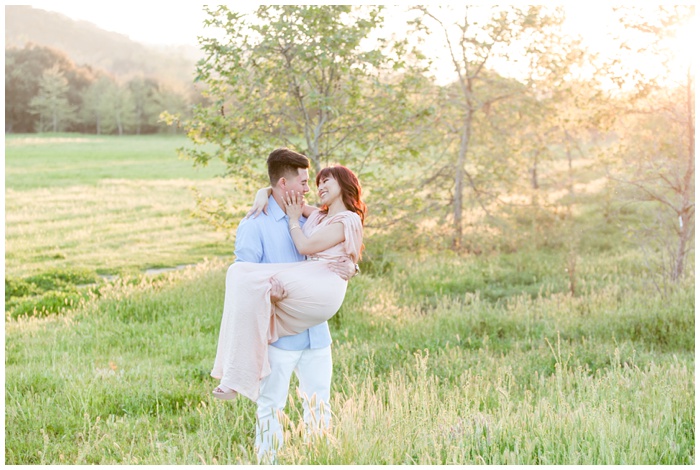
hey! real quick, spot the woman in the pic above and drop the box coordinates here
[211,165,366,402]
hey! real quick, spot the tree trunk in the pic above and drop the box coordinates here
[672,218,690,281]
[565,130,574,196]
[306,139,321,174]
[531,150,539,190]
[303,97,327,174]
[672,67,696,281]
[135,108,142,135]
[452,59,475,251]
[452,113,471,250]
[116,110,123,136]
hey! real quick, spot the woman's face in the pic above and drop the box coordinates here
[317,174,342,206]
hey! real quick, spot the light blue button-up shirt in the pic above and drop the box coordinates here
[234,196,332,350]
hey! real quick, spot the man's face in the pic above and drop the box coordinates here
[284,168,310,195]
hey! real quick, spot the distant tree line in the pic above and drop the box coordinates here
[5,43,197,134]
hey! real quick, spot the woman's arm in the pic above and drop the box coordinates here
[290,222,345,255]
[302,204,318,218]
[286,191,345,255]
[246,187,272,219]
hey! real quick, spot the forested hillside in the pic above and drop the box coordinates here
[5,5,198,83]
[5,5,200,134]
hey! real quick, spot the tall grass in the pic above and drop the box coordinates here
[5,252,694,464]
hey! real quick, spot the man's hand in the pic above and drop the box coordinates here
[269,277,287,303]
[328,257,357,281]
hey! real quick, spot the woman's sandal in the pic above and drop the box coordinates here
[212,386,238,400]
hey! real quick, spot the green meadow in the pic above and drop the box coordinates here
[5,134,234,278]
[4,134,694,464]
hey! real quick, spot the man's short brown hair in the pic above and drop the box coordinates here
[267,148,310,186]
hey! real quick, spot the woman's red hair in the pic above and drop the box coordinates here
[316,165,367,225]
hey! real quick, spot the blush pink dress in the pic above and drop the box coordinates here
[211,210,363,401]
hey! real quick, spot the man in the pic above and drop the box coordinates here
[232,148,357,463]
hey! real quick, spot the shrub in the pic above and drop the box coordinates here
[5,277,42,300]
[25,268,100,291]
[8,289,87,318]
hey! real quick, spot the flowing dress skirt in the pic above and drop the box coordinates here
[211,260,347,401]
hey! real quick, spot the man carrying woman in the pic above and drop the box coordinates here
[210,147,365,462]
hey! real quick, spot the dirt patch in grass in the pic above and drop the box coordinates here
[6,137,103,146]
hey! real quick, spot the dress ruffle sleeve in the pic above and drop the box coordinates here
[301,210,325,235]
[331,211,363,262]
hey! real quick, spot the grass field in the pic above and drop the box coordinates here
[5,134,234,278]
[4,134,695,464]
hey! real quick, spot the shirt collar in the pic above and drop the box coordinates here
[269,195,287,222]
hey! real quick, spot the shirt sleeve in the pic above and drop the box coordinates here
[234,218,263,263]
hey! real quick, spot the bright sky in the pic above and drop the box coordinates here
[24,2,213,46]
[21,2,616,48]
[17,2,697,85]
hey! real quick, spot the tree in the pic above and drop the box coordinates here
[165,5,430,235]
[127,77,162,134]
[5,43,93,133]
[81,76,115,134]
[178,5,422,179]
[412,5,571,250]
[28,65,76,132]
[5,42,191,135]
[604,5,694,282]
[154,83,189,135]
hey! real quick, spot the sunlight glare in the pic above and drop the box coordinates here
[667,12,696,70]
